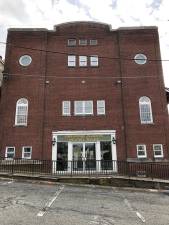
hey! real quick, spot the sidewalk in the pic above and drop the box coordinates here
[0,172,169,190]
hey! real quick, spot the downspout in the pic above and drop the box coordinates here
[116,31,128,160]
[41,31,48,159]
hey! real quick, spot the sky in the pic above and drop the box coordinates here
[0,0,169,86]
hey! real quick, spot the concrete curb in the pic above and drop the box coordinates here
[0,172,169,190]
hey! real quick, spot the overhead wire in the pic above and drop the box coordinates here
[0,41,169,62]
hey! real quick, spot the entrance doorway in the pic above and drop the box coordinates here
[72,143,96,171]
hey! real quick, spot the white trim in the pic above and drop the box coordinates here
[67,39,76,46]
[68,55,76,67]
[139,96,153,124]
[90,39,98,45]
[153,144,164,158]
[97,100,105,115]
[90,55,98,67]
[62,101,71,116]
[79,39,87,46]
[79,56,87,67]
[5,146,15,159]
[136,144,147,158]
[74,101,93,115]
[52,130,117,173]
[15,98,28,126]
[22,146,32,159]
[19,55,32,67]
[52,130,116,136]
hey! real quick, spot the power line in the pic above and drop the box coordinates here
[0,41,169,62]
[3,72,158,79]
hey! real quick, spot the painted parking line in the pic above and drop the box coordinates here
[0,180,14,185]
[124,198,145,223]
[37,185,64,217]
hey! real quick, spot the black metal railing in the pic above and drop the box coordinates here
[0,158,169,179]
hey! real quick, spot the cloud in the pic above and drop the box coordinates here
[110,0,117,9]
[0,0,29,23]
[150,0,162,10]
[66,0,96,20]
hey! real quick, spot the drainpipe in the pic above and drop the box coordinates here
[116,31,128,161]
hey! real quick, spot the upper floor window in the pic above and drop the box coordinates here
[5,147,15,159]
[15,98,28,126]
[153,144,163,158]
[68,39,76,46]
[90,55,98,67]
[134,54,147,65]
[19,55,32,67]
[22,146,32,159]
[97,100,105,115]
[62,101,71,116]
[137,144,147,159]
[79,39,87,46]
[79,56,87,67]
[68,55,76,67]
[90,40,98,45]
[139,96,153,124]
[74,101,93,115]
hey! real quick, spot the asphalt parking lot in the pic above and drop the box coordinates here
[0,178,169,225]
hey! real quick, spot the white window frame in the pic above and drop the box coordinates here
[90,39,98,45]
[90,55,98,67]
[136,144,147,159]
[68,55,76,67]
[79,56,87,67]
[5,147,15,159]
[68,39,76,46]
[15,98,28,126]
[79,39,87,46]
[74,101,93,115]
[139,96,153,124]
[97,100,105,115]
[62,101,71,116]
[22,146,32,159]
[153,144,164,158]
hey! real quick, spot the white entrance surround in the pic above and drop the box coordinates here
[52,130,117,173]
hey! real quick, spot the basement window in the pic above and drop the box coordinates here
[137,145,147,159]
[153,144,164,158]
[5,147,15,159]
[22,146,32,159]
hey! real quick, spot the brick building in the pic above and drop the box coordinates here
[0,22,169,172]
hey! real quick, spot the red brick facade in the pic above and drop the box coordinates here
[0,22,169,161]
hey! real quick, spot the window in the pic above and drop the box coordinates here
[62,101,71,116]
[137,145,147,158]
[97,100,105,115]
[19,55,32,67]
[68,39,76,46]
[79,56,87,67]
[79,39,87,45]
[68,55,76,67]
[90,40,98,45]
[153,144,163,158]
[134,54,147,65]
[15,98,28,126]
[5,147,15,159]
[74,101,93,115]
[22,146,32,159]
[139,96,153,124]
[90,55,98,67]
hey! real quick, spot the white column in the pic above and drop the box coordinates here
[52,135,57,173]
[111,134,117,172]
[96,141,101,171]
[68,142,72,172]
